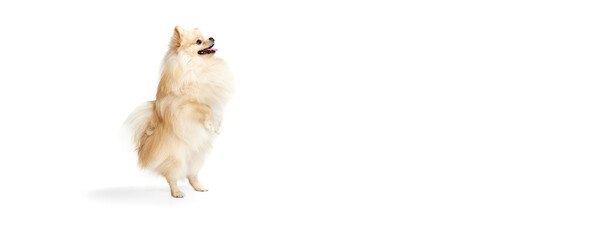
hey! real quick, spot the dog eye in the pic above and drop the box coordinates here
[196,39,202,45]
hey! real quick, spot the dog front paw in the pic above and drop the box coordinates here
[204,119,214,132]
[204,119,221,134]
[212,120,222,134]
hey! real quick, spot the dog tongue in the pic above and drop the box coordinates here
[210,48,218,52]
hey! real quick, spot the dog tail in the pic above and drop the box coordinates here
[123,101,155,150]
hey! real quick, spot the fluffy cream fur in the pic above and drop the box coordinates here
[125,26,234,198]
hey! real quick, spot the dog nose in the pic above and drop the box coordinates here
[209,37,215,42]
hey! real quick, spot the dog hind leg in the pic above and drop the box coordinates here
[158,156,186,198]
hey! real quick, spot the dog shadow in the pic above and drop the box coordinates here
[86,186,197,205]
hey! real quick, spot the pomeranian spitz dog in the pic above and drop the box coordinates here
[125,26,234,198]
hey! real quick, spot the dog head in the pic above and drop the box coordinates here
[170,26,217,57]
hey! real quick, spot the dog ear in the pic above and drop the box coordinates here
[175,25,184,36]
[170,26,184,48]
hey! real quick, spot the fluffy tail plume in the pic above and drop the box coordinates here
[123,101,155,150]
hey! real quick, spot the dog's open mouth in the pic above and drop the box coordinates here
[198,44,217,55]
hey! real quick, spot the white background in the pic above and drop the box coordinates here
[0,0,591,239]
